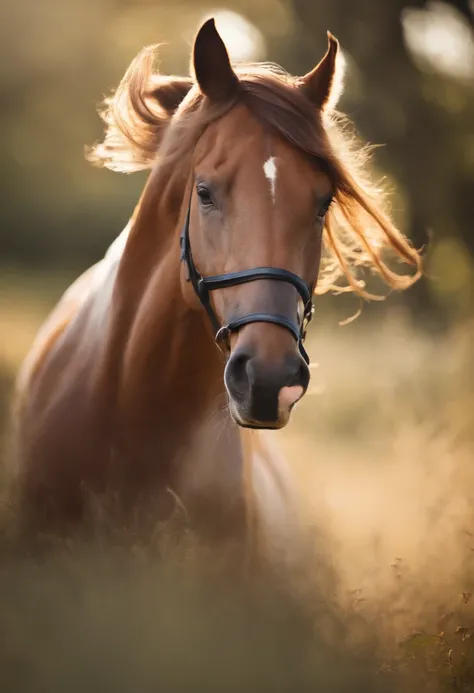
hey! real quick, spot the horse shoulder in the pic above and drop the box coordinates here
[16,223,131,400]
[10,226,133,525]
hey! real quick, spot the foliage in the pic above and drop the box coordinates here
[0,0,473,318]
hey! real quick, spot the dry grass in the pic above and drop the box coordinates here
[0,273,473,692]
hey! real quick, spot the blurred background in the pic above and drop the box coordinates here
[1,0,473,377]
[0,2,474,691]
[1,0,474,364]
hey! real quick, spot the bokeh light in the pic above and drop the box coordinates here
[198,8,265,62]
[402,1,474,80]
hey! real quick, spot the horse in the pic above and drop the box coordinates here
[11,19,421,563]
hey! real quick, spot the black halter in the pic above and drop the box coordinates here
[179,192,314,364]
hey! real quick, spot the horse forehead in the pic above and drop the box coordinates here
[270,139,334,203]
[195,120,310,185]
[194,108,265,167]
[194,109,324,198]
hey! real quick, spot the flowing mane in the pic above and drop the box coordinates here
[14,21,424,546]
[87,45,422,299]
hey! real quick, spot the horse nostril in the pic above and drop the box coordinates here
[225,349,252,395]
[275,357,309,416]
[286,354,310,391]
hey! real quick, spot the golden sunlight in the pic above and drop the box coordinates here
[402,0,474,80]
[198,8,265,62]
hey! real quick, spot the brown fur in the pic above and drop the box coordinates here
[88,44,421,298]
[11,23,422,567]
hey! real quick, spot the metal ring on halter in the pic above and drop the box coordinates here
[215,325,231,345]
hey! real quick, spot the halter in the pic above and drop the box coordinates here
[179,191,315,364]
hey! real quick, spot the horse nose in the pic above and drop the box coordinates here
[224,347,310,426]
[278,385,304,413]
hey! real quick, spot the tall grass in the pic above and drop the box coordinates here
[0,274,473,692]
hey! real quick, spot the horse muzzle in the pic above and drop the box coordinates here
[224,342,310,429]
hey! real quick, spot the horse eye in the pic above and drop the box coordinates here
[317,195,334,219]
[196,185,214,208]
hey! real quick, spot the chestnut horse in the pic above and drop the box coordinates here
[12,20,421,560]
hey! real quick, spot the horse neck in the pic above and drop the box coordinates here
[108,170,227,453]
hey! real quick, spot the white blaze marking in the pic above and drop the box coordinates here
[263,156,277,201]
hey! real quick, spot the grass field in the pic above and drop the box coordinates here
[0,270,473,692]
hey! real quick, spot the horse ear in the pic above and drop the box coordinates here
[299,32,342,110]
[151,77,193,113]
[192,18,239,102]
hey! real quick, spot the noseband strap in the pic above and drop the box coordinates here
[179,193,314,364]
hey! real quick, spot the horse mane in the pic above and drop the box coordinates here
[87,46,422,300]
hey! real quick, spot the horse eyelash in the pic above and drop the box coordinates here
[317,195,334,219]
